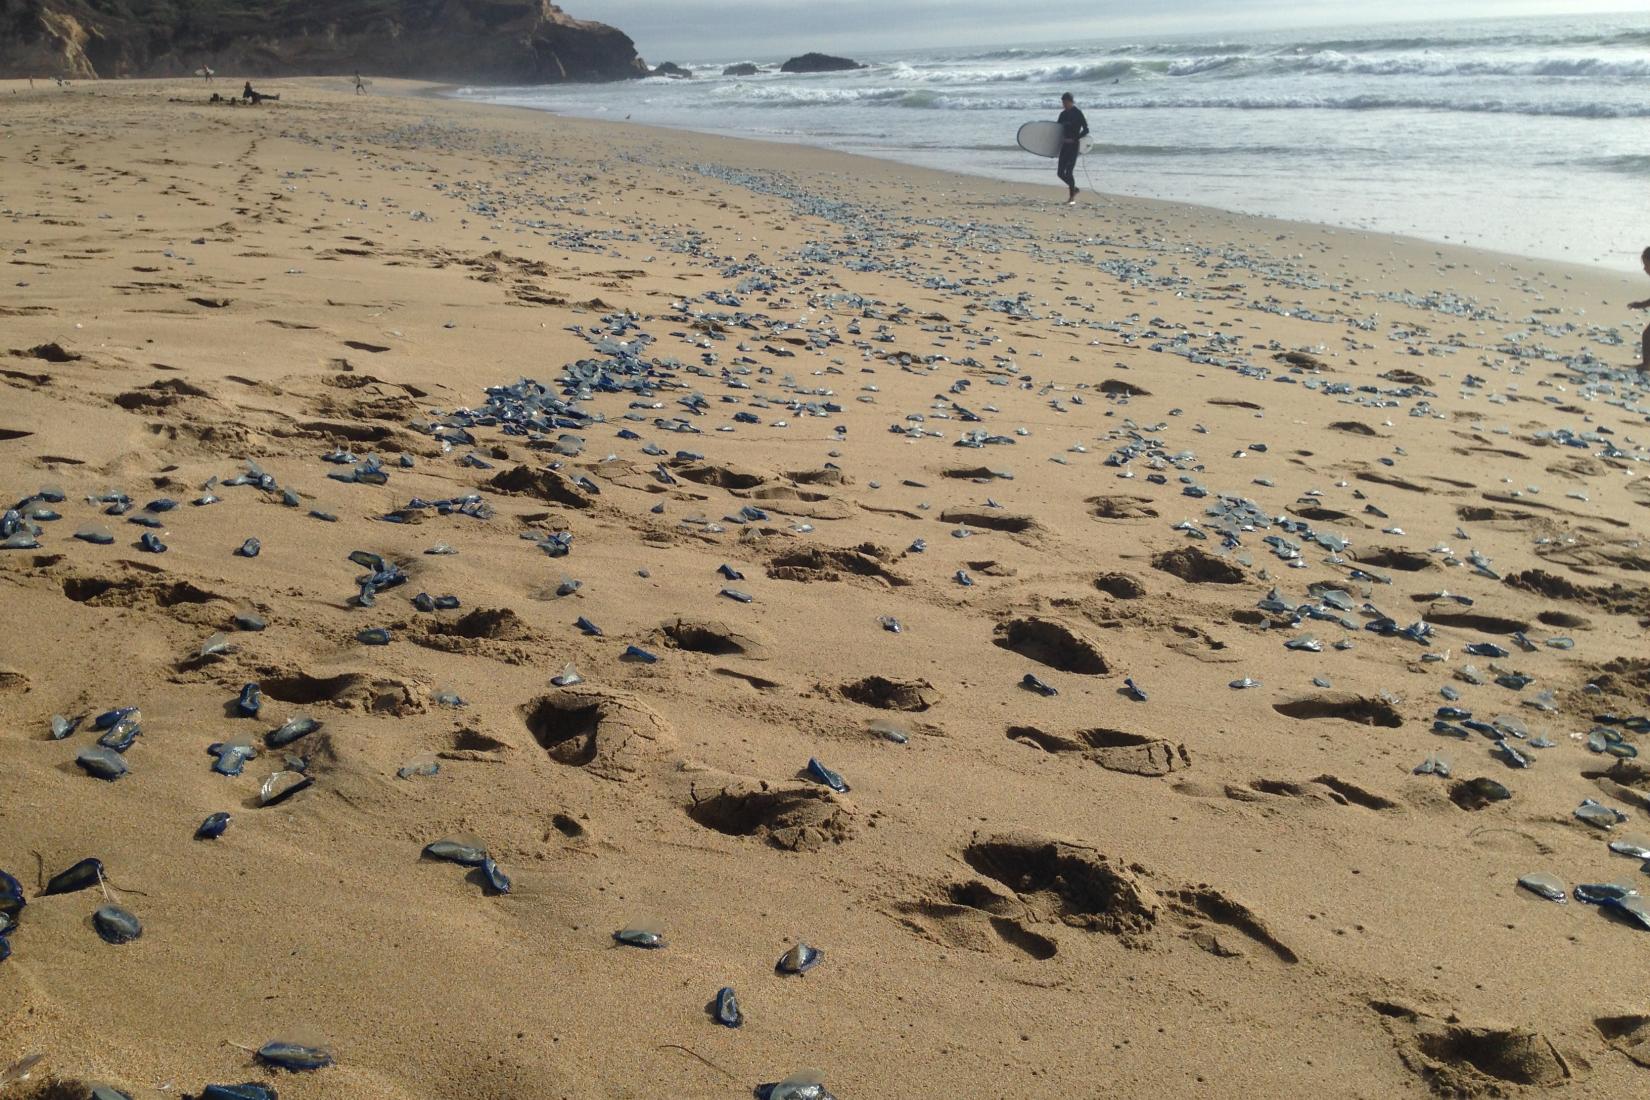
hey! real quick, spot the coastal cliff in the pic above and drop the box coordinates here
[0,0,649,82]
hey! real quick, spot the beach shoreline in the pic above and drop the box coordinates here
[6,73,1637,282]
[2,76,1648,1099]
[439,11,1650,275]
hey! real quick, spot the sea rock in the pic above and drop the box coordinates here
[723,63,759,76]
[651,61,692,78]
[780,52,863,73]
[0,1,650,83]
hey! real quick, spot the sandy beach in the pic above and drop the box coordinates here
[2,76,1649,1099]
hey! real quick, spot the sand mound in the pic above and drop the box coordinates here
[1352,547,1435,572]
[1152,545,1245,584]
[428,607,533,641]
[1094,571,1147,599]
[963,832,1159,936]
[488,464,595,509]
[1087,494,1159,520]
[673,460,770,489]
[519,688,675,780]
[658,617,769,659]
[1273,694,1403,727]
[839,675,939,711]
[993,617,1108,674]
[1008,725,1189,776]
[766,544,907,585]
[938,508,1043,534]
[685,777,854,850]
[1375,1001,1576,1095]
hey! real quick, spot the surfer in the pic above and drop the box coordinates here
[1632,245,1650,371]
[1056,92,1089,205]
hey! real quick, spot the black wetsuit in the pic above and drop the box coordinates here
[1056,105,1089,191]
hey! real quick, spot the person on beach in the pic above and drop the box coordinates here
[1056,92,1089,205]
[354,71,366,95]
[1632,246,1650,371]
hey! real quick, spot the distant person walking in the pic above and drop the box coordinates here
[354,71,366,95]
[1632,246,1650,371]
[1055,92,1089,205]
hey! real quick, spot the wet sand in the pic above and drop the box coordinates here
[2,76,1650,1099]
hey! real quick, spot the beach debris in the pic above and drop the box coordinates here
[1573,883,1650,930]
[1020,673,1058,696]
[1450,777,1511,810]
[551,663,584,687]
[210,738,258,777]
[713,986,743,1028]
[92,904,142,945]
[1122,677,1148,701]
[396,755,439,779]
[776,942,823,974]
[76,745,129,781]
[755,1070,836,1100]
[44,857,104,896]
[255,1041,334,1072]
[258,770,313,806]
[191,1083,278,1100]
[98,714,142,752]
[868,719,909,744]
[1517,873,1566,903]
[424,838,488,866]
[805,757,849,792]
[197,812,231,840]
[236,538,261,558]
[1414,755,1451,777]
[199,633,234,658]
[622,644,660,663]
[266,715,320,749]
[479,858,511,895]
[614,925,666,949]
[0,1055,46,1088]
[1575,799,1628,830]
[1607,835,1650,860]
[236,682,262,718]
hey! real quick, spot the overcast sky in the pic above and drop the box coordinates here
[567,1,1630,62]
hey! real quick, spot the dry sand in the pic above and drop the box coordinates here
[2,76,1650,1099]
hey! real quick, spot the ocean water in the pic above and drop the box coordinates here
[456,13,1650,270]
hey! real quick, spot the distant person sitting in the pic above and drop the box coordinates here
[242,80,278,104]
[1633,246,1650,372]
[1055,92,1089,206]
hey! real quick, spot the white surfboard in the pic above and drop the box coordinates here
[1017,121,1094,159]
